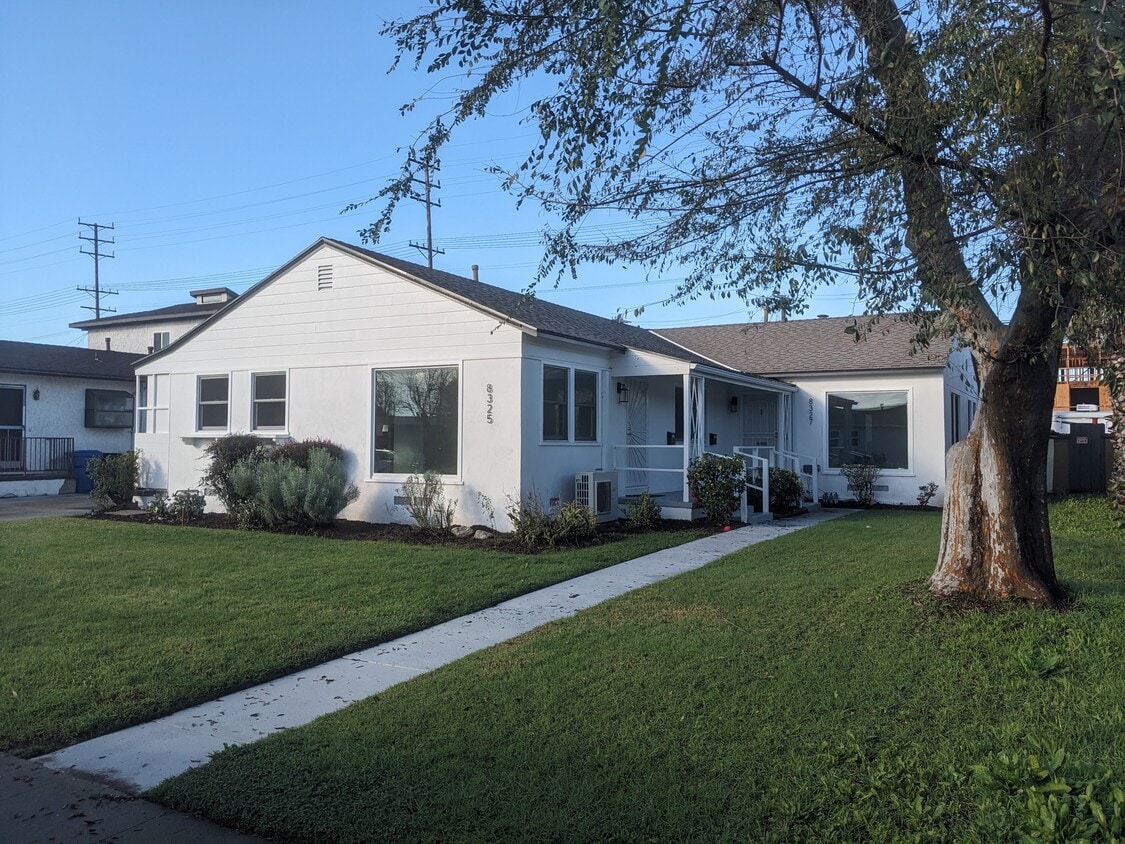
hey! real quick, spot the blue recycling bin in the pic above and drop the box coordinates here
[72,450,103,494]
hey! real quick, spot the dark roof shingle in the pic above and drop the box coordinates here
[656,316,953,375]
[0,340,141,381]
[70,301,223,329]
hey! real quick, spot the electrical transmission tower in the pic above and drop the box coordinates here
[77,220,117,319]
[408,160,444,269]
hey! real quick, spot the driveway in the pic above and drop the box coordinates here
[0,493,93,522]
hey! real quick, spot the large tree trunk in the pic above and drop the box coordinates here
[931,349,1065,607]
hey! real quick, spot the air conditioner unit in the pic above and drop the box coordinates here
[1075,403,1099,412]
[575,471,618,523]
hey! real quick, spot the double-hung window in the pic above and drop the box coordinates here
[826,390,909,470]
[373,366,459,475]
[152,331,171,352]
[542,365,598,443]
[197,375,229,431]
[252,372,287,431]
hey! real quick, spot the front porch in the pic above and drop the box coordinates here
[607,366,817,521]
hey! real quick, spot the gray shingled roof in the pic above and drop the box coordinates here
[70,301,223,329]
[331,239,721,366]
[0,340,141,381]
[656,316,954,375]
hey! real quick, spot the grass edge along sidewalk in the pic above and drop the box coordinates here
[152,500,1125,843]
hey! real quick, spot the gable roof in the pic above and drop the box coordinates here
[328,239,717,364]
[0,340,141,381]
[656,316,954,376]
[69,300,225,330]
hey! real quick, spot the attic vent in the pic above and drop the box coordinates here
[317,264,334,291]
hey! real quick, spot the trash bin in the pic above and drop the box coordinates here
[72,450,104,494]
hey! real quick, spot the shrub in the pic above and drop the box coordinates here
[86,451,139,511]
[202,434,272,513]
[841,462,883,507]
[917,481,939,507]
[270,438,345,469]
[769,467,804,513]
[399,470,456,533]
[149,489,206,525]
[625,491,663,529]
[228,448,358,529]
[506,495,598,548]
[687,453,746,524]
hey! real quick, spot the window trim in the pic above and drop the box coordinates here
[152,331,171,352]
[540,362,600,445]
[84,389,134,429]
[822,387,914,475]
[369,363,462,481]
[251,371,288,432]
[196,374,231,433]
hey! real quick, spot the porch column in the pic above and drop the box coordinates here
[684,373,705,500]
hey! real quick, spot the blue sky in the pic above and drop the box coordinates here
[0,1,862,346]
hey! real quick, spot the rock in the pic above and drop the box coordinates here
[450,525,475,539]
[473,529,495,540]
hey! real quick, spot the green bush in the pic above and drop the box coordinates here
[625,491,663,529]
[769,467,804,513]
[270,438,345,469]
[149,489,206,525]
[202,434,272,514]
[687,453,746,523]
[841,462,883,506]
[506,495,598,548]
[86,451,139,511]
[228,448,358,530]
[399,470,456,533]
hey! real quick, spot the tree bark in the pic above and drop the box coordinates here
[931,347,1065,607]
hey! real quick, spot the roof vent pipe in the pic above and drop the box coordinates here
[762,305,770,323]
[104,338,111,351]
[817,314,829,319]
[471,264,479,282]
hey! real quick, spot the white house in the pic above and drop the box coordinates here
[132,238,801,529]
[70,287,239,355]
[659,317,979,505]
[0,340,141,496]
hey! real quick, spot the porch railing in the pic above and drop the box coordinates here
[735,446,819,506]
[739,451,770,525]
[611,445,687,497]
[0,437,74,476]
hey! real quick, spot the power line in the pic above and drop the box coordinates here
[408,159,444,269]
[77,220,117,319]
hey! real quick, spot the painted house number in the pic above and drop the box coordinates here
[486,383,494,424]
[808,397,814,425]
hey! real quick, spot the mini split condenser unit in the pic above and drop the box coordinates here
[575,471,618,523]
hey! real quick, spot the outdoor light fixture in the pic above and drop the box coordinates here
[729,395,739,413]
[617,382,629,403]
[33,388,40,401]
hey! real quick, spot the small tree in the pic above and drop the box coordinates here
[841,463,883,507]
[87,451,139,511]
[769,468,804,514]
[202,434,271,513]
[399,470,456,533]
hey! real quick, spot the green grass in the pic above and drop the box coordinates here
[0,518,703,757]
[151,499,1125,842]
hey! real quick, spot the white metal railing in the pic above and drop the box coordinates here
[612,445,687,497]
[740,452,770,524]
[735,446,819,509]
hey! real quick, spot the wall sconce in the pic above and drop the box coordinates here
[729,395,739,413]
[33,388,41,401]
[617,382,629,403]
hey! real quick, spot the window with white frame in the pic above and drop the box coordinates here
[252,372,287,430]
[951,392,963,443]
[136,375,168,433]
[542,365,598,442]
[372,366,458,475]
[197,375,229,431]
[152,331,171,352]
[827,390,909,470]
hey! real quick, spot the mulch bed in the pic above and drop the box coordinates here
[89,509,712,553]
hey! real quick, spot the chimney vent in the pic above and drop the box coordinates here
[471,264,479,282]
[104,338,111,351]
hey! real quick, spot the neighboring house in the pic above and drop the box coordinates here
[0,340,141,496]
[70,287,239,354]
[1053,343,1114,434]
[133,238,799,529]
[658,316,979,506]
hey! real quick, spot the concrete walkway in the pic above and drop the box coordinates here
[0,494,93,522]
[35,508,850,799]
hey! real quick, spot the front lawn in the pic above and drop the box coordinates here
[153,499,1125,842]
[0,518,704,757]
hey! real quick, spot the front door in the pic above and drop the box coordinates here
[0,386,25,470]
[742,394,778,449]
[625,378,648,493]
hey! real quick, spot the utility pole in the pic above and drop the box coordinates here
[408,160,444,269]
[77,220,117,319]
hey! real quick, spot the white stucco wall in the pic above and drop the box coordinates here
[134,242,529,529]
[86,317,210,355]
[788,369,952,505]
[1,372,134,453]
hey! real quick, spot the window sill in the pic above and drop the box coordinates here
[366,475,464,486]
[539,440,602,446]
